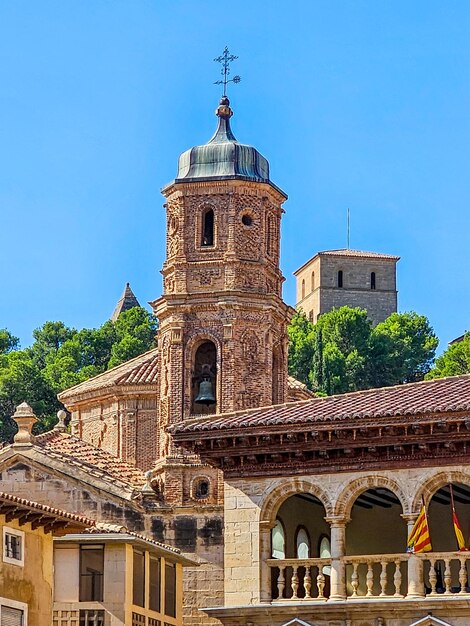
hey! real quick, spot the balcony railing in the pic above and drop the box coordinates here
[268,551,470,602]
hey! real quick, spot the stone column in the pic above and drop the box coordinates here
[325,516,349,601]
[402,513,425,598]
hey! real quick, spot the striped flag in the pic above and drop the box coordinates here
[450,483,467,551]
[407,504,432,553]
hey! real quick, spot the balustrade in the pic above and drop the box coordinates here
[268,551,470,602]
[267,558,332,601]
[343,554,407,598]
[419,552,470,595]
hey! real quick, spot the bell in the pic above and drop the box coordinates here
[195,377,216,406]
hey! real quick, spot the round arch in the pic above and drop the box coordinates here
[335,474,409,518]
[260,479,334,524]
[412,469,470,513]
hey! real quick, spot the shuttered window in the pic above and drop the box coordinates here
[1,605,24,626]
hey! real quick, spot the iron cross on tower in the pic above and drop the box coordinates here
[214,46,241,97]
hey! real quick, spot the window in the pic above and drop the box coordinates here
[133,549,145,608]
[371,272,376,290]
[337,270,343,288]
[194,479,210,499]
[79,545,104,602]
[79,610,104,626]
[319,535,331,576]
[301,279,305,299]
[201,209,214,246]
[241,213,252,226]
[271,519,285,559]
[296,527,310,559]
[1,606,24,626]
[165,562,176,618]
[149,556,161,612]
[308,310,314,323]
[3,528,24,567]
[311,271,315,291]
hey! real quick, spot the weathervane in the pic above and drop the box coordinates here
[214,46,241,97]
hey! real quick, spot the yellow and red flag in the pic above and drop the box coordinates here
[407,504,432,553]
[450,484,467,551]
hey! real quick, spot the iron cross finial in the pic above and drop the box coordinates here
[214,46,241,97]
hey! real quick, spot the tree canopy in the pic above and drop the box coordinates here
[288,307,438,395]
[426,333,470,380]
[0,307,157,442]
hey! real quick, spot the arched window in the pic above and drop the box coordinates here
[301,279,305,299]
[296,527,310,559]
[319,535,331,575]
[271,519,285,559]
[201,209,214,246]
[371,272,376,290]
[311,271,315,292]
[337,270,343,288]
[194,478,210,499]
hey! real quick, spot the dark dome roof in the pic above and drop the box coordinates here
[174,97,271,184]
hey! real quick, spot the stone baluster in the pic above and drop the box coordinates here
[277,566,285,599]
[326,516,349,601]
[304,566,312,599]
[350,562,359,598]
[291,565,299,599]
[366,561,374,597]
[394,560,403,596]
[317,570,326,599]
[380,561,388,596]
[459,556,468,593]
[428,557,437,594]
[444,558,452,594]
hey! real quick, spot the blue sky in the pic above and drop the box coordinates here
[0,1,469,351]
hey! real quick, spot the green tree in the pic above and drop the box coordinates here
[287,312,315,385]
[0,329,19,354]
[372,312,438,383]
[288,307,438,395]
[0,306,157,442]
[426,333,470,379]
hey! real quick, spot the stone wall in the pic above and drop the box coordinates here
[295,253,398,326]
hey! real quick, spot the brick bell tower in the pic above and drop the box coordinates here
[151,95,293,460]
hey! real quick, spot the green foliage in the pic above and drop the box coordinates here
[288,307,438,395]
[0,307,157,442]
[0,329,19,354]
[426,332,470,379]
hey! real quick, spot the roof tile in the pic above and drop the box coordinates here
[171,374,470,436]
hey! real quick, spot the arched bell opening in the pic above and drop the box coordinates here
[346,488,406,597]
[191,341,217,416]
[424,483,470,594]
[270,493,329,600]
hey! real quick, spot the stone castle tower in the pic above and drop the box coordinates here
[294,248,399,326]
[151,96,293,460]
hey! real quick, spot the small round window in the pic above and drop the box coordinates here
[241,214,253,226]
[195,479,210,499]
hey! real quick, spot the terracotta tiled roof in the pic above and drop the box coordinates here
[58,348,159,400]
[294,248,400,274]
[33,430,146,488]
[171,374,470,436]
[88,522,182,555]
[318,248,400,260]
[0,491,96,527]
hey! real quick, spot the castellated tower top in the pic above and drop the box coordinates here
[164,97,285,197]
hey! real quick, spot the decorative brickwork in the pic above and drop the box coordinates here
[152,179,292,444]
